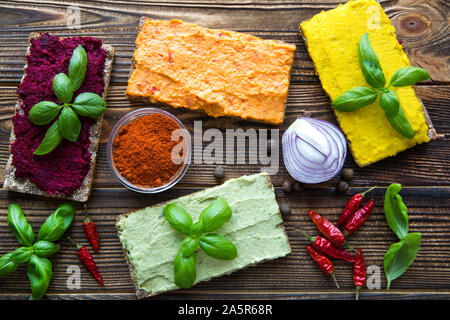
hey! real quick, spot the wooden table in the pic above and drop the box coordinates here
[0,0,448,300]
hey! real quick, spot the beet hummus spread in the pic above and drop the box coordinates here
[11,34,107,195]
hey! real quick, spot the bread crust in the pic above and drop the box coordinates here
[3,33,115,202]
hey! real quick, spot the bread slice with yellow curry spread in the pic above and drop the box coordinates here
[116,173,291,298]
[126,18,296,125]
[300,0,436,167]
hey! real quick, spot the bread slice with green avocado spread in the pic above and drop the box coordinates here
[116,173,291,298]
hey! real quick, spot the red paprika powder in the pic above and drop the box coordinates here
[112,114,183,187]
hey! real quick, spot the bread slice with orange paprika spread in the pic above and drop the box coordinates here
[3,33,114,202]
[126,17,296,125]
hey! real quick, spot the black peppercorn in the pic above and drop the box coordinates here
[336,180,349,194]
[293,182,303,192]
[341,168,354,181]
[282,181,293,193]
[280,204,291,215]
[213,166,225,180]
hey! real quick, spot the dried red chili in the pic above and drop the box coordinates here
[337,186,377,226]
[306,245,339,288]
[68,237,104,286]
[308,210,345,247]
[300,232,355,263]
[343,199,374,236]
[82,208,99,253]
[353,248,366,300]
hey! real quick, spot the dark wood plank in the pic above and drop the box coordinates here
[0,0,448,300]
[0,0,448,84]
[2,290,450,300]
[0,186,449,299]
[0,84,448,189]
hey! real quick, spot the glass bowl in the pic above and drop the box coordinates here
[107,108,191,193]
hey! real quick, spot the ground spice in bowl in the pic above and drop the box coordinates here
[111,113,185,188]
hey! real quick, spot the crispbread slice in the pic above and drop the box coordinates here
[299,27,437,144]
[126,17,295,125]
[116,173,291,299]
[3,33,115,202]
[298,2,437,167]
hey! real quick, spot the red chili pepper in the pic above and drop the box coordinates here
[306,245,339,288]
[300,232,355,263]
[82,210,100,253]
[337,186,377,226]
[343,199,375,236]
[353,248,366,300]
[308,210,345,247]
[68,237,104,286]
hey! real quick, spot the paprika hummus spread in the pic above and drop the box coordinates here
[126,18,296,125]
[300,0,436,167]
[116,173,291,298]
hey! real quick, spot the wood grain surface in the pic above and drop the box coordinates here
[0,0,449,300]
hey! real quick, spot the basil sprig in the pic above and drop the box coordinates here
[0,203,75,300]
[383,184,421,289]
[332,33,430,139]
[163,198,238,289]
[29,45,106,155]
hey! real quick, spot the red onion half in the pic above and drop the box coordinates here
[282,117,347,184]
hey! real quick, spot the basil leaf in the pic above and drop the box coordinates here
[379,89,400,118]
[33,241,60,257]
[180,236,199,258]
[38,203,75,242]
[199,234,237,260]
[359,33,382,69]
[389,66,430,87]
[384,183,409,240]
[0,253,18,278]
[385,107,415,139]
[7,204,34,246]
[11,246,33,264]
[188,221,204,238]
[360,60,386,89]
[332,87,378,112]
[173,251,196,289]
[163,204,193,235]
[27,255,53,300]
[384,232,421,289]
[199,198,232,233]
[29,101,62,125]
[53,203,76,233]
[34,121,63,155]
[58,106,81,142]
[68,45,87,92]
[72,92,106,119]
[53,73,73,104]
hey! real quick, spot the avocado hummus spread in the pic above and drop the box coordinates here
[116,173,291,297]
[300,0,433,167]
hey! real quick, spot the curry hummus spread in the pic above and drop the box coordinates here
[300,0,436,167]
[127,18,296,125]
